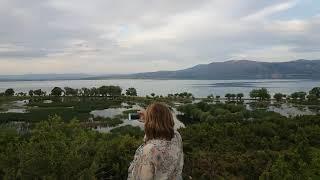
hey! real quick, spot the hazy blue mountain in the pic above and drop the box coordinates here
[92,59,320,80]
[1,60,320,81]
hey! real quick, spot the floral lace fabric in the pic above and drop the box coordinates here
[128,131,184,180]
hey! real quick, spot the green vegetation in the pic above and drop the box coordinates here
[51,87,64,96]
[166,92,194,104]
[0,107,91,123]
[98,86,122,97]
[0,86,320,179]
[92,116,123,127]
[0,116,143,179]
[64,87,79,96]
[224,93,244,102]
[4,89,15,96]
[31,89,46,96]
[274,93,285,102]
[250,88,271,100]
[24,85,123,97]
[237,93,244,101]
[0,97,123,123]
[291,91,307,101]
[125,87,138,96]
[178,102,320,179]
[110,125,144,138]
[309,87,320,98]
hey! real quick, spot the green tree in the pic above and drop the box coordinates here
[94,135,141,179]
[225,93,231,101]
[230,94,236,101]
[33,89,45,96]
[307,94,318,102]
[98,86,122,97]
[309,87,320,98]
[250,89,259,100]
[261,155,293,179]
[0,116,143,179]
[81,88,90,96]
[178,92,193,99]
[298,92,307,100]
[98,86,109,96]
[258,88,270,100]
[108,86,122,97]
[125,87,137,96]
[291,92,306,101]
[90,87,98,96]
[207,94,214,100]
[236,93,244,101]
[274,93,283,102]
[167,94,174,98]
[29,90,34,97]
[178,102,320,179]
[291,92,298,100]
[4,88,14,96]
[250,88,270,101]
[51,87,64,96]
[64,87,78,96]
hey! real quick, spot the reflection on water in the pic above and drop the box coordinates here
[95,120,145,133]
[91,103,143,133]
[246,101,319,117]
[268,104,316,117]
[91,108,128,118]
[0,100,28,113]
[5,109,27,113]
[93,104,185,133]
[43,100,53,104]
[90,104,142,118]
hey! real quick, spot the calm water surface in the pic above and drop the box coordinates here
[0,79,319,98]
[268,104,316,117]
[90,103,185,132]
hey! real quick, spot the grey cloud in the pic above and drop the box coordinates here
[0,0,319,73]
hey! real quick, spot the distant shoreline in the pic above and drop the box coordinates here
[0,77,315,82]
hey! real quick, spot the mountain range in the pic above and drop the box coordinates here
[1,59,320,81]
[92,59,320,80]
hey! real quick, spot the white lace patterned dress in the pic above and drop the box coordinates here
[128,131,184,180]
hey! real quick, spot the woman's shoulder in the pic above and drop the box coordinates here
[143,140,163,154]
[146,131,181,143]
[141,143,161,163]
[174,131,182,140]
[143,143,155,153]
[171,130,182,145]
[145,131,182,150]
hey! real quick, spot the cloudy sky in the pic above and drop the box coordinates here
[0,0,320,75]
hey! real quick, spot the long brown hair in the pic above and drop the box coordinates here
[144,102,174,141]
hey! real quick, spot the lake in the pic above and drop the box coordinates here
[0,79,319,98]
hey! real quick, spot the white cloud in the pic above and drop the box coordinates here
[231,44,320,61]
[242,0,298,21]
[0,0,319,74]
